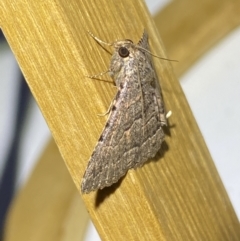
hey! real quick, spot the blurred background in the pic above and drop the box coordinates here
[0,0,239,240]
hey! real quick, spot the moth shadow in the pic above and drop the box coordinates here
[95,176,125,207]
[163,122,175,137]
[88,77,113,84]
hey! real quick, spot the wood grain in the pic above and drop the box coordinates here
[1,0,240,240]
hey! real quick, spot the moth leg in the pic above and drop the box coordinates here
[97,88,119,116]
[86,70,110,79]
[97,100,114,117]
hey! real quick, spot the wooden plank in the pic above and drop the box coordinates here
[1,0,239,240]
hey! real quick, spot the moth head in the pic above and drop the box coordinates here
[108,40,135,79]
[113,40,135,59]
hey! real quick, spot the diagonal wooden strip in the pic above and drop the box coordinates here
[1,0,239,240]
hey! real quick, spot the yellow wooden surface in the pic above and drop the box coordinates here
[1,0,240,240]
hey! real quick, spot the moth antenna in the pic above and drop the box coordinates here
[87,30,113,46]
[136,46,178,62]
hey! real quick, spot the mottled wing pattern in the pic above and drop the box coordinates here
[81,31,166,193]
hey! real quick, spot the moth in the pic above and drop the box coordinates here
[81,30,169,193]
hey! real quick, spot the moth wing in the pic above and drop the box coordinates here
[138,30,167,126]
[81,76,164,193]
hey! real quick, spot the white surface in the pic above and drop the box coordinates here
[0,46,20,179]
[84,221,101,241]
[0,1,239,240]
[147,0,171,15]
[16,98,51,189]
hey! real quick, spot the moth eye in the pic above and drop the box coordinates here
[118,47,129,58]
